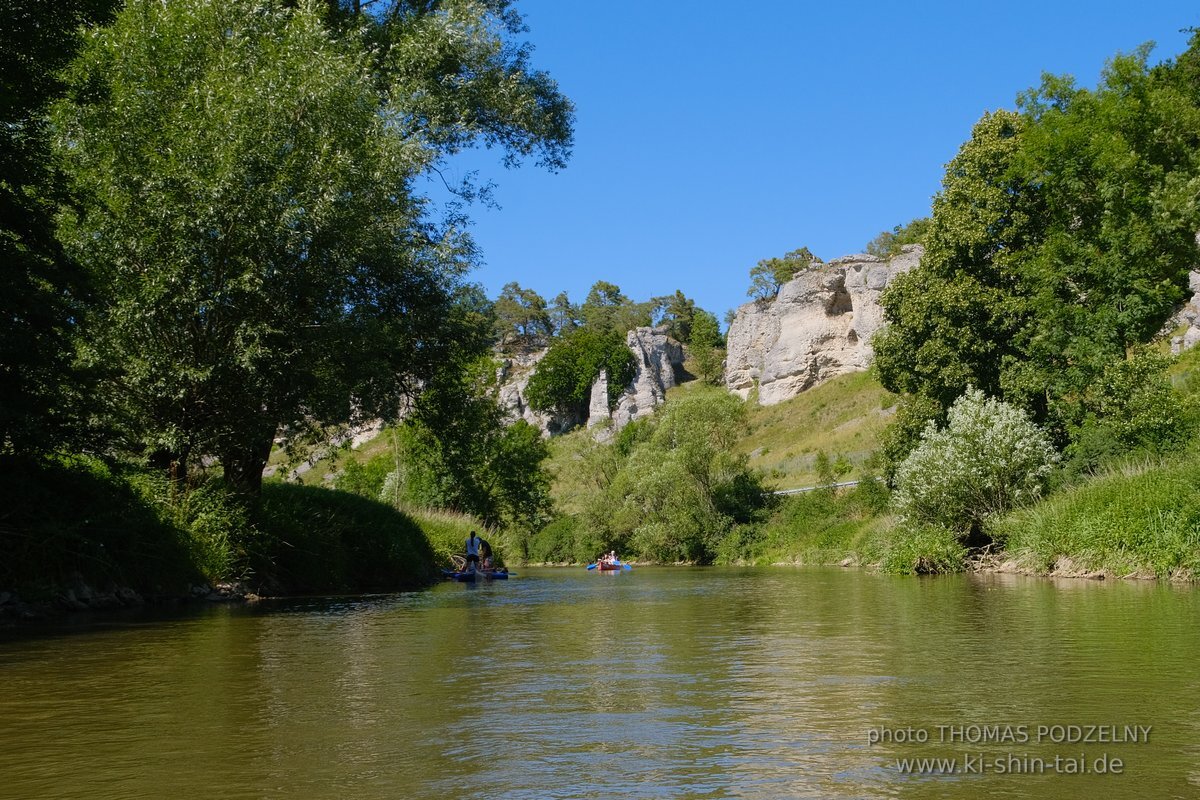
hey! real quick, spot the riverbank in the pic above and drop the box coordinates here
[743,452,1200,582]
[0,455,485,621]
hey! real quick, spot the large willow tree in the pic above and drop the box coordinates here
[53,0,572,493]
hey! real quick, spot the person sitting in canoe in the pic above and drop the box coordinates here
[480,539,493,571]
[464,531,482,572]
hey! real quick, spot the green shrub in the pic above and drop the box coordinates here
[334,452,393,501]
[876,524,967,574]
[865,218,931,259]
[877,393,943,482]
[893,388,1058,539]
[525,515,601,564]
[169,479,251,581]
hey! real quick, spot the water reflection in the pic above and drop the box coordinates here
[1,568,1197,799]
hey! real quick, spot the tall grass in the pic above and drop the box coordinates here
[0,455,204,598]
[724,481,892,566]
[253,484,439,592]
[401,505,492,567]
[991,455,1200,578]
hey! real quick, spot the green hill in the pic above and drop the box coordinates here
[730,370,896,490]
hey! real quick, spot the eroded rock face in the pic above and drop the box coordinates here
[1170,268,1200,353]
[496,349,581,436]
[496,326,685,438]
[609,326,685,433]
[725,245,922,405]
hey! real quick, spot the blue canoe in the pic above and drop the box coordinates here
[442,569,512,582]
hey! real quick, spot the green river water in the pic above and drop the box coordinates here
[1,567,1198,799]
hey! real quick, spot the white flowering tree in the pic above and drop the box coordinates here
[893,388,1059,537]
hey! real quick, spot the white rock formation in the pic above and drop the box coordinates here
[496,326,684,438]
[496,349,580,436]
[587,369,610,428]
[1170,268,1200,353]
[725,245,922,405]
[608,326,685,433]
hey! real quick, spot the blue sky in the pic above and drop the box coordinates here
[432,2,1199,324]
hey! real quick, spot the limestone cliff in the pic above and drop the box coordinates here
[725,245,922,405]
[1170,268,1200,353]
[496,349,581,435]
[497,326,685,437]
[596,326,685,438]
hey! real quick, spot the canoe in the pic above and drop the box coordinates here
[442,569,511,582]
[587,560,630,571]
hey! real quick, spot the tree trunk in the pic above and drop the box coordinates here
[221,431,275,498]
[148,447,189,500]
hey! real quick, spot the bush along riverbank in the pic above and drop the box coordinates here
[525,378,1199,582]
[723,392,1200,583]
[0,454,469,620]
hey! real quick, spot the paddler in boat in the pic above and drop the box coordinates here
[480,539,494,572]
[464,530,482,573]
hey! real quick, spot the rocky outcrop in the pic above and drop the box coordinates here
[497,326,685,438]
[725,245,922,405]
[586,370,610,429]
[496,349,581,435]
[592,327,685,438]
[1170,268,1200,353]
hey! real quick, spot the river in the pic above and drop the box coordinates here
[1,567,1197,799]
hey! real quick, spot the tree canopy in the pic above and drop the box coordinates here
[0,0,120,456]
[875,40,1200,451]
[747,247,820,301]
[524,328,636,418]
[494,282,551,348]
[865,218,930,259]
[50,0,573,494]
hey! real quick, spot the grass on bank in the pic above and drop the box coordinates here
[990,454,1200,579]
[726,479,884,563]
[0,454,459,601]
[0,455,205,600]
[731,370,897,490]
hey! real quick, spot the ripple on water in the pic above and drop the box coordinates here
[1,567,1198,799]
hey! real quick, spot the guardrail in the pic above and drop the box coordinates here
[772,478,879,496]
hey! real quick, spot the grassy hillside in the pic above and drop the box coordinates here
[265,424,396,486]
[545,369,896,513]
[730,370,897,489]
